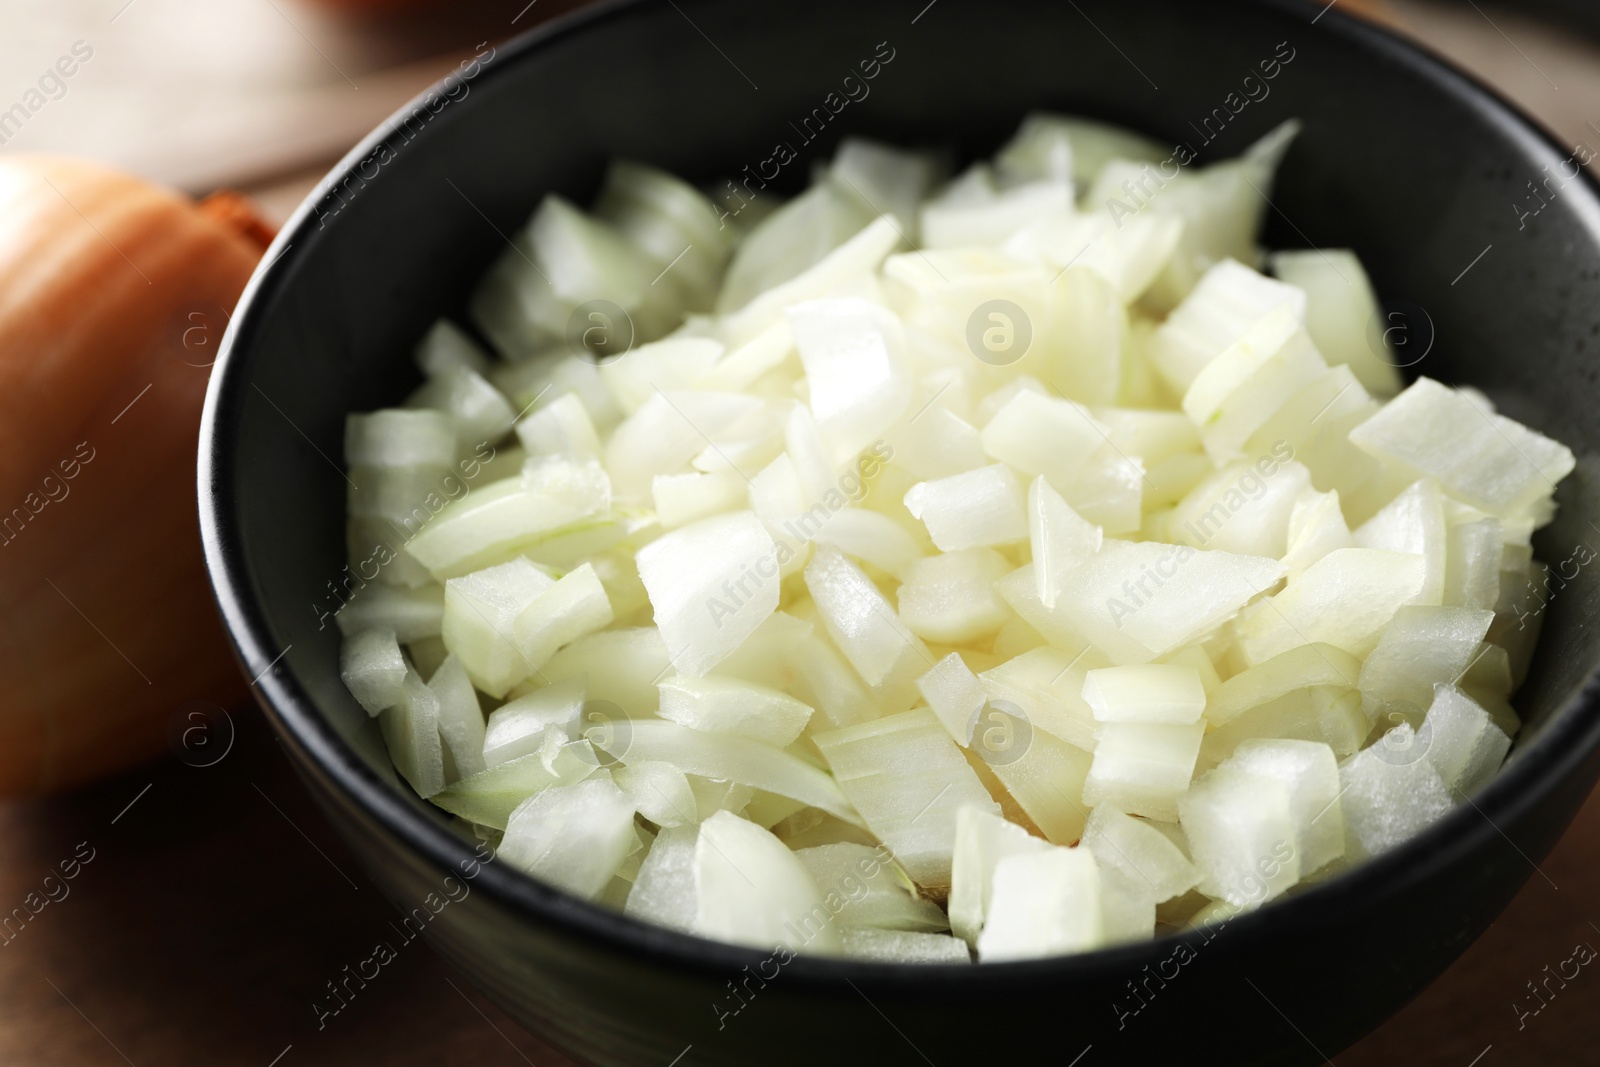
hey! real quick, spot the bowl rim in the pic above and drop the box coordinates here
[199,0,1600,992]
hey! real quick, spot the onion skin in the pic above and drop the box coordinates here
[0,156,271,794]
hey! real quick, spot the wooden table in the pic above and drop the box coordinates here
[3,1,1600,1063]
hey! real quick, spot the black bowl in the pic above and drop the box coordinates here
[198,1,1600,1063]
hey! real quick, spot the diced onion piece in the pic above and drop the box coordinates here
[441,558,555,698]
[793,842,949,932]
[407,364,516,451]
[1205,643,1360,727]
[595,159,733,307]
[804,546,930,706]
[921,181,1071,249]
[1353,479,1447,607]
[1081,806,1200,903]
[404,476,604,581]
[1082,664,1206,724]
[1235,548,1424,664]
[340,628,407,715]
[983,727,1095,846]
[657,675,815,747]
[346,409,458,469]
[694,811,841,953]
[1170,457,1311,559]
[689,776,756,821]
[636,510,780,678]
[336,584,445,643]
[976,846,1101,961]
[1420,686,1511,795]
[694,319,794,393]
[483,676,585,766]
[814,710,1000,890]
[1083,721,1205,821]
[1152,258,1306,393]
[500,778,638,900]
[916,652,987,746]
[949,805,1052,944]
[904,464,1027,551]
[1269,248,1402,397]
[415,319,492,378]
[625,824,699,931]
[992,564,1096,655]
[1243,365,1393,525]
[1337,724,1453,861]
[536,626,670,714]
[601,336,724,414]
[888,405,987,481]
[1348,377,1574,519]
[651,470,746,529]
[979,646,1101,751]
[613,760,699,827]
[379,669,445,798]
[787,298,911,462]
[808,508,925,582]
[1358,605,1494,727]
[717,183,872,316]
[1182,304,1326,462]
[997,112,1166,186]
[840,928,972,962]
[721,215,901,345]
[516,392,602,459]
[604,390,763,500]
[827,136,943,242]
[428,654,487,781]
[1179,766,1300,907]
[430,746,598,829]
[980,390,1110,490]
[1222,739,1344,877]
[1200,685,1366,766]
[1056,539,1286,663]
[1029,476,1101,609]
[1004,209,1181,305]
[601,719,860,825]
[896,548,1013,644]
[509,562,614,671]
[1099,865,1157,944]
[1444,517,1504,611]
[1282,487,1354,576]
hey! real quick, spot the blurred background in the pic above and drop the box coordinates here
[2,0,1599,1063]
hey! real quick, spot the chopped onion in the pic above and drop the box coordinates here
[336,111,1570,964]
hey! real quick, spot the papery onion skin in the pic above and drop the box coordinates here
[0,156,270,794]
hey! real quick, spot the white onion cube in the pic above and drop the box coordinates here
[814,710,999,890]
[636,510,780,677]
[1348,377,1574,518]
[500,778,637,900]
[1083,721,1205,821]
[1338,724,1454,861]
[1421,686,1511,795]
[340,628,408,716]
[904,465,1028,551]
[694,811,840,953]
[1082,664,1206,724]
[657,675,814,747]
[977,847,1102,961]
[1178,767,1300,907]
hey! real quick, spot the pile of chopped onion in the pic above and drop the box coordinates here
[336,113,1573,963]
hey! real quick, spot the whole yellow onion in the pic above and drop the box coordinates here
[0,156,270,793]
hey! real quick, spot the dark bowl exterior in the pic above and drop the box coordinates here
[199,1,1600,1064]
